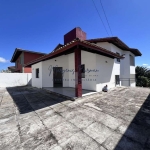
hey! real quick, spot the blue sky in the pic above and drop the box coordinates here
[0,0,150,70]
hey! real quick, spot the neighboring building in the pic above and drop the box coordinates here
[25,27,142,97]
[8,66,15,72]
[9,48,46,73]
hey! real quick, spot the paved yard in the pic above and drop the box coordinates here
[0,86,150,150]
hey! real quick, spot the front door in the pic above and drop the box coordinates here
[53,67,63,87]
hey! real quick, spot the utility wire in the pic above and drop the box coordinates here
[91,0,109,36]
[99,0,113,36]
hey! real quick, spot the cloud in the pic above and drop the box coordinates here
[147,66,150,69]
[143,64,148,66]
[0,57,9,63]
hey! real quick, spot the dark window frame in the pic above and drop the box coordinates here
[36,68,39,78]
[115,75,120,85]
[116,52,120,62]
[130,55,135,66]
[20,55,22,64]
[81,64,85,78]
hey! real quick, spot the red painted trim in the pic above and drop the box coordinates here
[75,48,82,97]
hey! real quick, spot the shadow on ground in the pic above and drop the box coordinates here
[6,86,68,114]
[114,94,150,150]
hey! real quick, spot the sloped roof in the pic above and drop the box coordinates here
[51,44,64,53]
[10,48,47,62]
[8,66,15,70]
[25,38,123,67]
[86,37,142,56]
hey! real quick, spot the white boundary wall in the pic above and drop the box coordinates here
[0,73,32,87]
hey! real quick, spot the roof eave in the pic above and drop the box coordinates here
[25,40,123,67]
[10,48,47,62]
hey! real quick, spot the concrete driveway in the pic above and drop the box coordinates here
[0,86,150,150]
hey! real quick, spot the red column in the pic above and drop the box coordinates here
[74,48,82,97]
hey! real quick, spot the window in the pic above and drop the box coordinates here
[20,53,24,65]
[115,75,120,85]
[116,52,120,62]
[130,55,135,66]
[16,61,18,68]
[36,68,39,78]
[20,56,21,64]
[81,64,85,78]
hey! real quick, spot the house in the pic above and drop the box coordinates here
[25,27,142,97]
[8,66,16,72]
[9,48,46,73]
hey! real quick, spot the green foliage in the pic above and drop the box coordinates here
[136,66,150,87]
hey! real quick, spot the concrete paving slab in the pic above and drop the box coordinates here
[43,114,66,129]
[22,130,58,150]
[36,108,56,119]
[117,122,150,145]
[0,86,150,150]
[99,114,123,130]
[51,121,79,143]
[50,145,63,150]
[69,113,95,129]
[60,131,93,150]
[29,101,47,110]
[44,87,96,99]
[102,132,123,150]
[114,136,144,150]
[84,122,113,144]
[59,107,81,120]
[20,123,46,142]
[0,121,18,136]
[0,131,21,150]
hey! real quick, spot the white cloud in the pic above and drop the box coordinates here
[147,66,150,69]
[0,57,9,63]
[143,64,148,66]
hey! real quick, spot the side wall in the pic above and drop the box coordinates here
[32,62,42,88]
[96,55,116,91]
[31,51,98,91]
[15,52,23,72]
[97,42,136,87]
[24,67,32,73]
[68,51,97,91]
[24,52,45,64]
[42,55,69,87]
[0,73,31,87]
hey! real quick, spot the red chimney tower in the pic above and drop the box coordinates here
[64,27,86,45]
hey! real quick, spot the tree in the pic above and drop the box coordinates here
[136,66,150,87]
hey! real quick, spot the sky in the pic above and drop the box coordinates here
[0,0,150,70]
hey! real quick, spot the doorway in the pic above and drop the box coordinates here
[53,67,63,87]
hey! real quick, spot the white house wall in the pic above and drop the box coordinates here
[68,53,75,88]
[31,42,136,90]
[42,55,69,87]
[0,73,31,87]
[68,51,97,91]
[31,51,98,91]
[32,62,42,88]
[97,42,112,51]
[130,74,136,87]
[129,51,136,74]
[96,55,116,91]
[81,51,97,91]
